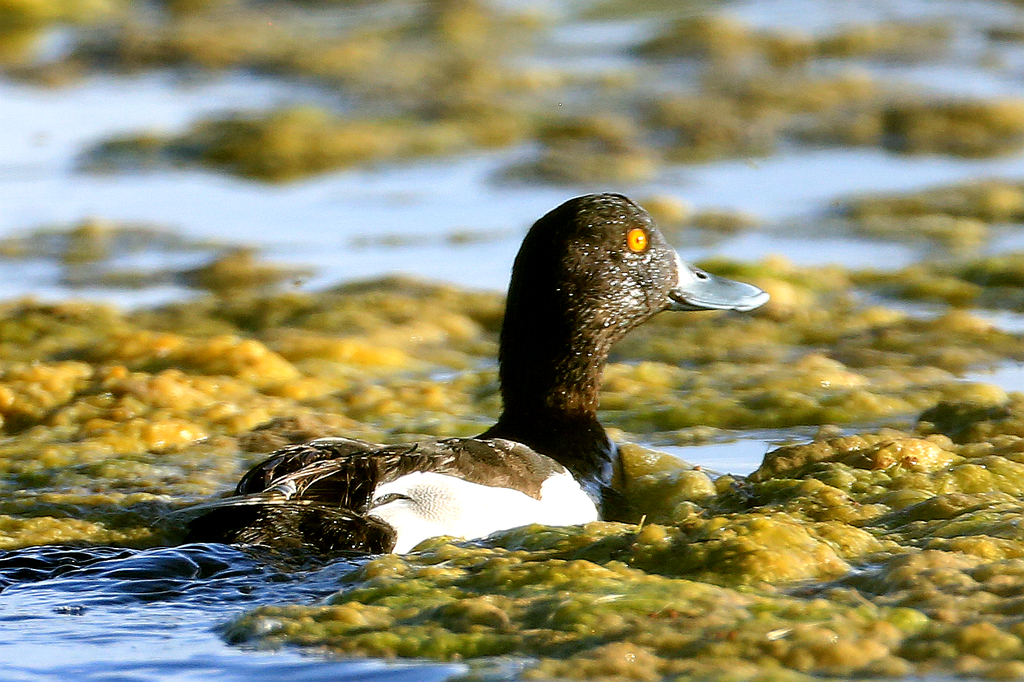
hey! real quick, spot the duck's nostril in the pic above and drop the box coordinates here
[695,271,709,280]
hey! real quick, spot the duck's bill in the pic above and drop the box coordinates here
[668,259,770,312]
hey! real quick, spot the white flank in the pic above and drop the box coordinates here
[368,470,599,554]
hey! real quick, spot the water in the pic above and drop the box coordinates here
[658,438,776,475]
[4,0,1024,678]
[7,87,1024,306]
[5,16,1024,305]
[0,544,466,682]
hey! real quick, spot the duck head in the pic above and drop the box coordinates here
[518,195,765,338]
[484,192,768,511]
[483,193,765,507]
[498,193,767,398]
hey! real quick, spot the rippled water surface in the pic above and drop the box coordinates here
[0,544,469,682]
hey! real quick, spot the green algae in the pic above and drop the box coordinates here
[0,26,49,67]
[507,114,658,185]
[0,220,316,294]
[85,105,530,183]
[638,194,745,238]
[226,546,914,679]
[223,425,1024,679]
[875,173,1024,224]
[0,0,117,27]
[0,256,1023,680]
[62,0,544,77]
[853,249,1024,309]
[0,278,507,548]
[27,1,1019,183]
[80,63,1024,183]
[0,217,222,264]
[637,15,950,65]
[1,249,1023,549]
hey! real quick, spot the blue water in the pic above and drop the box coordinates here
[0,544,466,682]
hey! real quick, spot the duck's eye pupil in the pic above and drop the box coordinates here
[627,228,648,253]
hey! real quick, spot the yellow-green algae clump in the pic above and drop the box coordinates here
[1,252,1024,550]
[85,105,531,183]
[838,180,1024,302]
[0,275,506,549]
[0,0,116,27]
[45,2,1024,184]
[2,252,1024,677]
[837,178,1024,250]
[226,424,1024,680]
[637,15,951,65]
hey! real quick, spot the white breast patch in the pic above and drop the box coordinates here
[368,470,599,554]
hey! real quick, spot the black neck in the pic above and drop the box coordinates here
[481,273,623,508]
[478,195,663,520]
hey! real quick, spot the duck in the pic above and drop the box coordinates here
[183,193,769,554]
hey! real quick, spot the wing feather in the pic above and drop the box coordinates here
[183,435,572,552]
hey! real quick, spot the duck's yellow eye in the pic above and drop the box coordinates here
[627,227,648,253]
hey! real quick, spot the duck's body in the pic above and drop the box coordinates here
[191,435,598,553]
[184,193,768,553]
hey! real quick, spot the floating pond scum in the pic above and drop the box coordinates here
[7,0,1024,680]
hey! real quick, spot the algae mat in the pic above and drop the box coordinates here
[0,263,1023,679]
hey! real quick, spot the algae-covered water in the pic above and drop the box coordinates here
[8,0,1024,680]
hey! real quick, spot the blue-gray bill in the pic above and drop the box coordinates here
[668,260,770,312]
